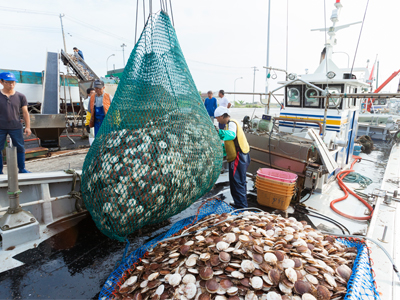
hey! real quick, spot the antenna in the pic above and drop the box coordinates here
[310,1,361,64]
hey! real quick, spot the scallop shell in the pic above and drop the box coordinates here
[285,267,297,283]
[250,276,263,290]
[231,271,245,279]
[168,274,181,287]
[241,260,255,273]
[264,253,278,265]
[216,241,230,251]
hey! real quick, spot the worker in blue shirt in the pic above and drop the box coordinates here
[0,72,31,174]
[204,91,217,123]
[73,47,84,60]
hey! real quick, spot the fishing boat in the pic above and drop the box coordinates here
[243,1,400,298]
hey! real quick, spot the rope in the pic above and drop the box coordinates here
[169,0,174,27]
[143,0,146,26]
[349,0,370,76]
[323,0,328,87]
[342,172,373,188]
[64,169,84,212]
[114,238,131,270]
[135,0,139,44]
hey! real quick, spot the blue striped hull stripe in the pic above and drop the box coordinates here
[278,121,340,128]
[280,112,342,119]
[278,122,340,132]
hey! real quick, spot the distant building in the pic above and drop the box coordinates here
[106,68,125,80]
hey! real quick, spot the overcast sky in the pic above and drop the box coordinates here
[1,0,399,102]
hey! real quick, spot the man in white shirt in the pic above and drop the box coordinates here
[218,90,231,108]
[218,90,231,129]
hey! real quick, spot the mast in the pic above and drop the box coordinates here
[265,0,271,114]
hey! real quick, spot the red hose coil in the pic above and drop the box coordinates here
[330,155,374,220]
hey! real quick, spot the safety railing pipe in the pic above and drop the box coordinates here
[322,95,329,137]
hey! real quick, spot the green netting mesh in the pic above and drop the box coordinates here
[81,11,223,241]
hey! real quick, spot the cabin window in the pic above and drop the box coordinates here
[322,84,344,109]
[285,85,302,107]
[304,87,321,108]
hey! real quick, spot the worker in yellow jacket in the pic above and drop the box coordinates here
[215,106,250,209]
[83,88,95,144]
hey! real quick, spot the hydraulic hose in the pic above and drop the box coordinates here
[330,155,374,221]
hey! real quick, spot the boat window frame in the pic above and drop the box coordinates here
[285,84,303,107]
[303,84,323,108]
[353,87,358,107]
[322,84,344,109]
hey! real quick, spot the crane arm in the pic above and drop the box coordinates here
[374,69,400,93]
[364,69,400,112]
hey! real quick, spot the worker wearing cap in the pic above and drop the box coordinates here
[89,80,113,136]
[0,72,31,174]
[218,90,231,129]
[83,88,95,145]
[73,47,84,60]
[215,106,250,208]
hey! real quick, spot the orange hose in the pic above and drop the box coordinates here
[330,155,374,220]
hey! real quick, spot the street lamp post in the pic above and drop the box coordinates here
[121,43,127,66]
[333,51,350,68]
[106,54,115,72]
[234,77,243,102]
[252,67,259,103]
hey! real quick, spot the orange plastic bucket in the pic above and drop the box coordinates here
[255,183,295,196]
[256,175,296,188]
[256,189,293,210]
[257,168,298,183]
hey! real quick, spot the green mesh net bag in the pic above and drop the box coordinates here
[81,11,223,241]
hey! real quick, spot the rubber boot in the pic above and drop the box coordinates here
[17,152,30,173]
[0,153,3,174]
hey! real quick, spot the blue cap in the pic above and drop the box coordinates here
[0,72,18,82]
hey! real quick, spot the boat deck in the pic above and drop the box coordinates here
[0,142,397,299]
[367,143,400,300]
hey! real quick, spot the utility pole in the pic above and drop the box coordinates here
[59,14,67,52]
[121,43,127,66]
[252,67,259,103]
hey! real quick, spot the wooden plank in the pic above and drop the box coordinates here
[25,147,48,154]
[309,129,338,174]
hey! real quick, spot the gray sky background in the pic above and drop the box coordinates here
[1,0,399,102]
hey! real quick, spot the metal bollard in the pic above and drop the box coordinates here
[6,145,21,213]
[378,225,388,243]
[0,144,36,231]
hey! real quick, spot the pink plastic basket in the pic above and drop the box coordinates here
[257,168,298,183]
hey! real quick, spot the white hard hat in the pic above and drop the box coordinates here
[214,106,229,118]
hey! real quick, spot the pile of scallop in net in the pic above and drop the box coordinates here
[115,211,354,300]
